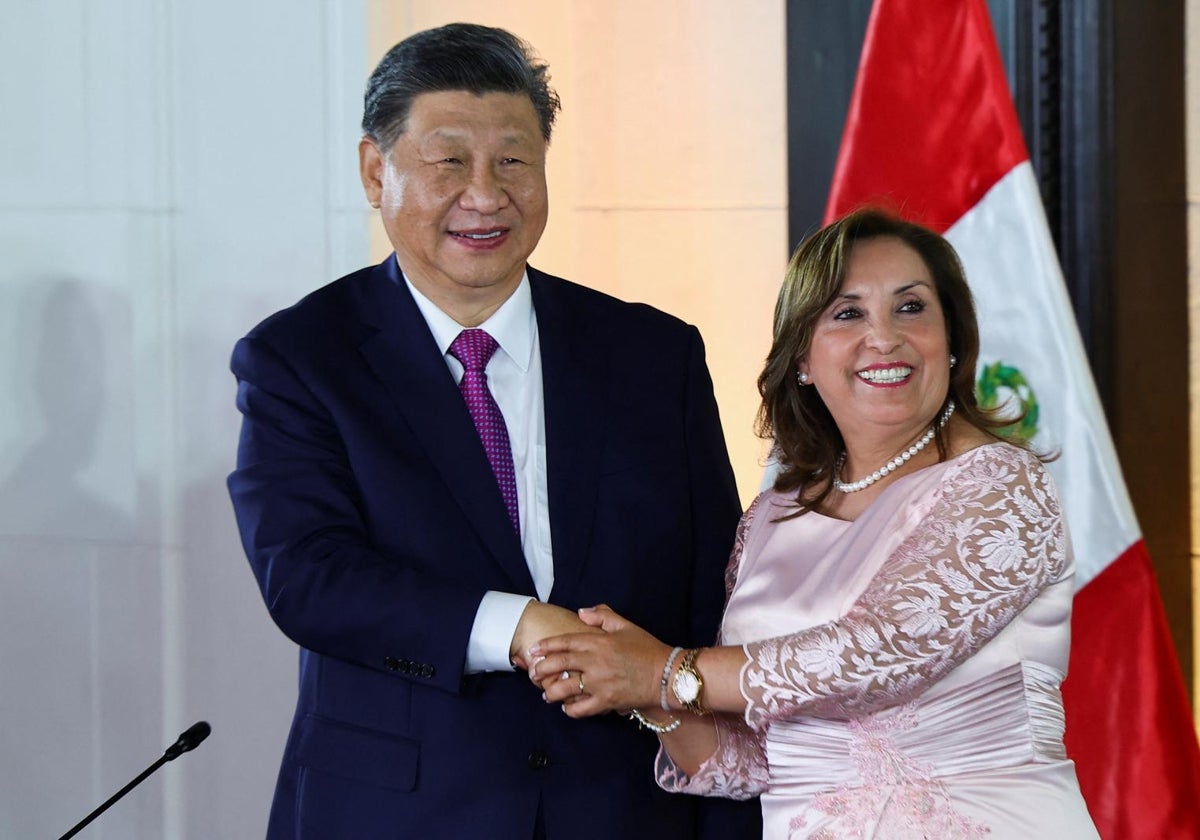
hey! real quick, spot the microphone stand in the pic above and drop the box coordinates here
[58,722,211,840]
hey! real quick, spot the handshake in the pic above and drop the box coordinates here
[508,600,672,718]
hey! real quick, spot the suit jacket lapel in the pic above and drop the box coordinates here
[354,258,535,594]
[531,269,606,599]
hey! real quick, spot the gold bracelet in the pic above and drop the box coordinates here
[626,709,682,734]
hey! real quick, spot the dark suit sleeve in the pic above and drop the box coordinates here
[680,326,743,646]
[227,334,482,694]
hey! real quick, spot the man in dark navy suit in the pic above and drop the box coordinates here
[228,22,760,839]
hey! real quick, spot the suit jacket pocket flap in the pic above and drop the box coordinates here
[293,715,418,791]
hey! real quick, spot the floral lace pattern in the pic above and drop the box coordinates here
[723,491,765,608]
[790,706,991,838]
[656,715,769,801]
[741,444,1066,729]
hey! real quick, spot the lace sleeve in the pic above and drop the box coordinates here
[741,444,1068,729]
[723,493,766,610]
[655,715,770,800]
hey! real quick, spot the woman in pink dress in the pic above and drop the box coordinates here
[526,209,1099,839]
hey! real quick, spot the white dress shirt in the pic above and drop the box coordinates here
[403,270,551,672]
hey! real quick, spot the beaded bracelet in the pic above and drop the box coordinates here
[627,709,682,734]
[660,646,684,711]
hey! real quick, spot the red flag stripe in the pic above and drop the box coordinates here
[1064,542,1200,838]
[824,0,1027,230]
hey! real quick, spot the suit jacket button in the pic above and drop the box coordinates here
[383,656,401,671]
[527,749,550,770]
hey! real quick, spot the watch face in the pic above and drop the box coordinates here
[674,670,700,702]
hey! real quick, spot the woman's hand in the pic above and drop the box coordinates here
[527,605,671,718]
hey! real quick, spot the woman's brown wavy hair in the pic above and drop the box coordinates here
[756,208,1033,516]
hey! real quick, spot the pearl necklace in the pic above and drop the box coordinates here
[834,400,956,494]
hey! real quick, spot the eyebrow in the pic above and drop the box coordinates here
[835,280,932,301]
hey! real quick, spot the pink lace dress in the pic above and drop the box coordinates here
[658,442,1099,839]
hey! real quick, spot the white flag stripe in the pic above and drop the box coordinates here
[947,162,1141,587]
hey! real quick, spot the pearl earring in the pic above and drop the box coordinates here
[949,354,957,368]
[796,370,809,385]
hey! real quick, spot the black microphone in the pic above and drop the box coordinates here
[163,721,212,760]
[57,721,212,840]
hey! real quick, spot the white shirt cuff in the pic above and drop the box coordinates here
[465,592,536,673]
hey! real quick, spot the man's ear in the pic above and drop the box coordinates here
[359,137,384,208]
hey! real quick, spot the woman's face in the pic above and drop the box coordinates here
[799,236,951,445]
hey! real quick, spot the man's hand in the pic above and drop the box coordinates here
[526,605,669,717]
[509,601,602,669]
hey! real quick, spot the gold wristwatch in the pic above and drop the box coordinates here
[671,648,708,715]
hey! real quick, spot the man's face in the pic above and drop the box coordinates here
[360,90,549,314]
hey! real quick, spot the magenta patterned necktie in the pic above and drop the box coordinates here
[448,329,520,536]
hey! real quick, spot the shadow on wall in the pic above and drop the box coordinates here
[0,278,134,539]
[0,278,166,839]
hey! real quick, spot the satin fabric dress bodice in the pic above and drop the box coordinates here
[658,443,1099,839]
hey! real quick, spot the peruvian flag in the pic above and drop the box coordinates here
[822,1,1200,836]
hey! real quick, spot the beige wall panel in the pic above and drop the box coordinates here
[366,1,788,504]
[567,3,787,208]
